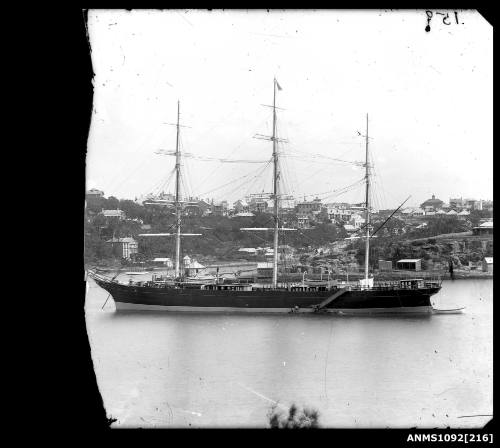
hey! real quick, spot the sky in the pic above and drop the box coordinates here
[86,9,492,209]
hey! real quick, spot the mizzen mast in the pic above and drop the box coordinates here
[174,100,182,279]
[364,113,370,284]
[271,78,279,288]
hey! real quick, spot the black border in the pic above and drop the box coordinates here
[44,7,495,444]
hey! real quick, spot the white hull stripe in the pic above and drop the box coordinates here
[114,302,434,314]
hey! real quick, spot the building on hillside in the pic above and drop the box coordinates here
[296,198,322,216]
[297,214,310,229]
[449,197,466,209]
[248,198,269,214]
[396,259,421,271]
[343,224,357,233]
[233,199,250,214]
[472,221,493,236]
[327,206,353,222]
[106,237,138,259]
[482,257,493,273]
[211,201,228,216]
[86,188,104,199]
[446,209,458,217]
[101,209,126,220]
[238,248,257,255]
[280,197,297,210]
[256,262,273,281]
[457,209,470,219]
[350,213,365,229]
[450,197,483,211]
[482,200,493,211]
[420,195,444,212]
[402,207,425,217]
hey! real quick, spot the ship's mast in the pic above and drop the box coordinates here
[174,100,181,279]
[272,79,279,288]
[364,113,370,283]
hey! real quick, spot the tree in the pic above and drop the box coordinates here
[268,403,320,429]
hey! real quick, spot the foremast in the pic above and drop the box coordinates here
[138,101,201,280]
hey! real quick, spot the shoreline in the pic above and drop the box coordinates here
[85,261,492,280]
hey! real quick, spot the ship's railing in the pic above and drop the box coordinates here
[337,278,441,292]
[86,269,119,284]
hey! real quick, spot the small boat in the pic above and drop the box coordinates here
[125,271,150,276]
[431,307,465,314]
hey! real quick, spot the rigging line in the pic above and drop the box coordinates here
[215,159,273,201]
[192,114,273,190]
[196,159,273,197]
[149,167,177,197]
[285,144,364,164]
[244,158,275,198]
[308,177,366,199]
[283,153,364,167]
[167,153,269,163]
[283,151,360,165]
[239,166,271,201]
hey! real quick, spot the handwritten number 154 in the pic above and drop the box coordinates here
[426,10,462,29]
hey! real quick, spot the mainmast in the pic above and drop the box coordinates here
[364,113,370,283]
[272,79,279,288]
[174,100,181,279]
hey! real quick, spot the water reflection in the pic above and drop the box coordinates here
[85,278,492,428]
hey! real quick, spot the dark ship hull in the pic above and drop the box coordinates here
[92,276,441,314]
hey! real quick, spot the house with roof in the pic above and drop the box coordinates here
[350,213,366,229]
[420,194,444,213]
[106,237,138,259]
[473,221,493,236]
[233,199,250,214]
[296,198,322,216]
[101,209,126,220]
[343,224,357,233]
[86,188,104,199]
[482,257,493,273]
[297,214,311,229]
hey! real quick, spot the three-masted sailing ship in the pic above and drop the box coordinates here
[88,79,442,314]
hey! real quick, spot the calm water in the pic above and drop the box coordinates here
[85,276,492,428]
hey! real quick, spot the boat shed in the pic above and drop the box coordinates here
[378,260,393,271]
[396,259,422,271]
[152,257,173,267]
